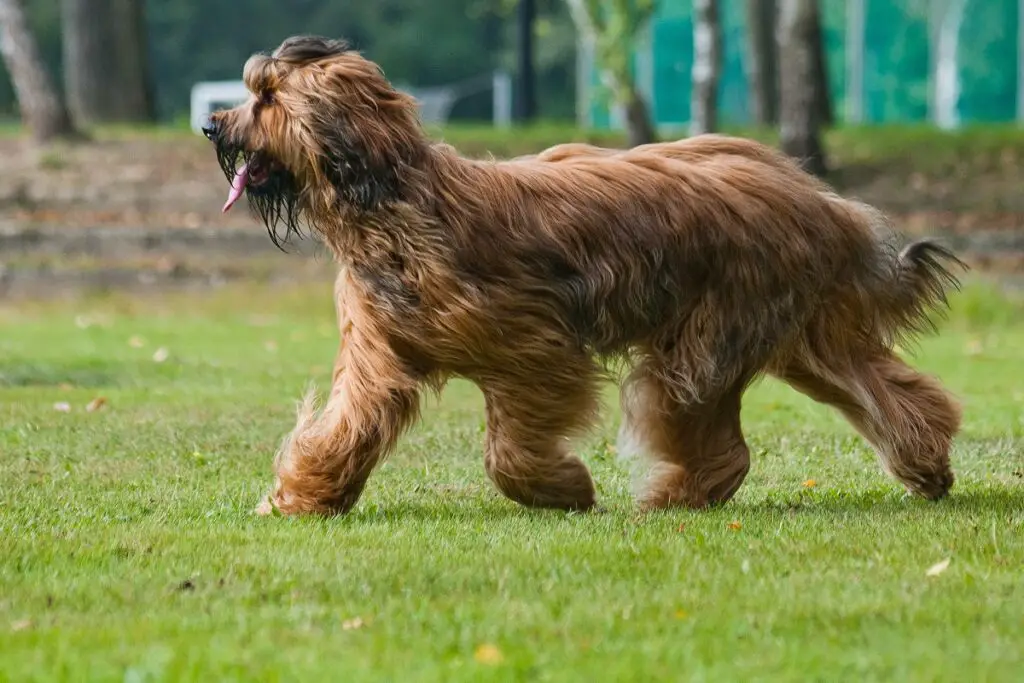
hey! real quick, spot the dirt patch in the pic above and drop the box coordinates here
[0,225,335,300]
[0,135,251,231]
[3,133,1024,233]
[0,132,1021,299]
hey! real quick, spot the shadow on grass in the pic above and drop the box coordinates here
[737,484,1024,516]
[0,361,122,388]
[253,484,1023,527]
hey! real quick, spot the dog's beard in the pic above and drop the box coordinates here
[215,145,304,251]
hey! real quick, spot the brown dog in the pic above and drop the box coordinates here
[204,35,964,517]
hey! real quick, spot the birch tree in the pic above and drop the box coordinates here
[0,0,78,142]
[567,0,657,146]
[690,0,721,135]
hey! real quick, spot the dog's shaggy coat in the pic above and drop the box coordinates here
[205,36,964,516]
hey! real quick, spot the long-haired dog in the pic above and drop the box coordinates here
[204,35,964,517]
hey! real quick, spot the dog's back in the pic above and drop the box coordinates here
[453,135,875,357]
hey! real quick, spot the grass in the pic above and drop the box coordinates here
[1,279,1022,681]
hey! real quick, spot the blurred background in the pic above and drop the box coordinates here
[0,0,1022,297]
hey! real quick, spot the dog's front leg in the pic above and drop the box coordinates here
[258,275,422,517]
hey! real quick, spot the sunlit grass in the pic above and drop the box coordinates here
[0,279,1021,681]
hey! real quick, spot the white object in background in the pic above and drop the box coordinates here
[190,71,514,135]
[189,80,251,134]
[934,0,968,130]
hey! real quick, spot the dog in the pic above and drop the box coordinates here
[204,35,965,517]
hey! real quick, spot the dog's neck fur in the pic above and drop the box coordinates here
[308,138,457,248]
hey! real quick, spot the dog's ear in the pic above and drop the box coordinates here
[316,119,403,212]
[307,57,426,213]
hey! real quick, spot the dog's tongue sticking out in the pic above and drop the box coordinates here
[222,163,249,213]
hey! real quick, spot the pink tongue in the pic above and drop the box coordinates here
[222,163,250,213]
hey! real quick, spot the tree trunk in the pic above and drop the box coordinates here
[690,0,721,135]
[566,0,657,147]
[515,0,536,121]
[112,0,155,119]
[745,0,778,125]
[808,0,832,126]
[625,90,657,147]
[0,0,78,143]
[778,0,827,176]
[61,0,155,125]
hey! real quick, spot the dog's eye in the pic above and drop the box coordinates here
[260,91,275,106]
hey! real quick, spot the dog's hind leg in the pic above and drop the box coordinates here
[620,360,753,511]
[773,348,961,500]
[479,356,601,511]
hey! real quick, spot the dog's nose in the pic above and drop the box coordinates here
[202,122,218,141]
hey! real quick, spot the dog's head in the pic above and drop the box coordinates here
[204,35,426,247]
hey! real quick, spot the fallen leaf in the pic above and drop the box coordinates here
[53,402,71,413]
[264,340,278,353]
[727,520,742,531]
[10,619,32,632]
[152,347,169,363]
[342,616,364,630]
[58,383,74,391]
[926,558,951,577]
[190,451,213,467]
[964,338,984,356]
[802,479,817,488]
[676,523,686,533]
[85,396,107,412]
[128,336,146,348]
[673,609,688,619]
[474,643,504,665]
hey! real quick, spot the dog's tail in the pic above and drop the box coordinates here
[870,236,967,345]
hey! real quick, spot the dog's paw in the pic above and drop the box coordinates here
[254,496,278,517]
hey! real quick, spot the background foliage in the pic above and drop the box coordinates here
[0,0,580,123]
[3,0,1019,127]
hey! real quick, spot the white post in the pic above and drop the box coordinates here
[573,10,596,129]
[492,70,512,128]
[845,0,865,123]
[637,21,655,130]
[934,0,968,130]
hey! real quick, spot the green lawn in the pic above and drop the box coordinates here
[1,279,1022,681]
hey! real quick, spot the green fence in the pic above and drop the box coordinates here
[578,0,1022,130]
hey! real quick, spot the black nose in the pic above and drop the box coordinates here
[202,122,217,141]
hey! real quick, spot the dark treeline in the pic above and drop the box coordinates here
[0,0,578,123]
